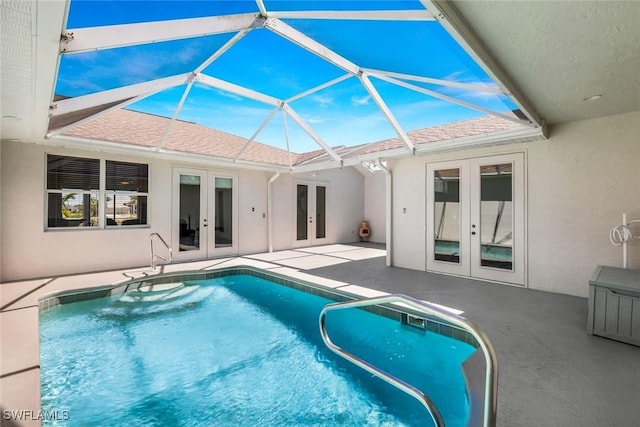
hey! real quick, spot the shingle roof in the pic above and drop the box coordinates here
[61,108,527,167]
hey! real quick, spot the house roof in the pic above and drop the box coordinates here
[61,107,524,168]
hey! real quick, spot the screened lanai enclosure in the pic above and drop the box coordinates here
[49,0,546,169]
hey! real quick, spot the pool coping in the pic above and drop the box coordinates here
[1,257,478,426]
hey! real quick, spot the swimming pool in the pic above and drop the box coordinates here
[40,269,480,426]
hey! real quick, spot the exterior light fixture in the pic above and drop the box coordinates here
[583,94,602,102]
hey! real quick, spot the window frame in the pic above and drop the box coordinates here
[45,154,150,231]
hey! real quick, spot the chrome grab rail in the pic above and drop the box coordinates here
[319,294,498,427]
[150,233,172,270]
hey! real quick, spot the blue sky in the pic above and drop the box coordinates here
[58,0,517,153]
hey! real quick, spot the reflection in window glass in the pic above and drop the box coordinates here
[47,191,99,228]
[316,186,326,239]
[434,168,460,263]
[215,178,233,248]
[480,163,513,270]
[106,160,149,226]
[296,184,308,241]
[179,175,201,251]
[105,193,147,226]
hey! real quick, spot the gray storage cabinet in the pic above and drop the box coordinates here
[587,265,640,346]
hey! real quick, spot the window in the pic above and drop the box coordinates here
[105,161,148,226]
[46,155,149,229]
[47,155,100,227]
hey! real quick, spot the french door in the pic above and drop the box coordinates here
[293,181,328,248]
[172,168,238,260]
[426,153,525,285]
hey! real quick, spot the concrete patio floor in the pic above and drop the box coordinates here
[1,242,638,426]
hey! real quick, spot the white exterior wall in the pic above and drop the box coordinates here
[0,142,365,281]
[270,168,364,251]
[364,172,386,244]
[390,110,640,297]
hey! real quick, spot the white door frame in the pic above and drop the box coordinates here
[426,153,526,286]
[172,167,238,261]
[292,180,329,248]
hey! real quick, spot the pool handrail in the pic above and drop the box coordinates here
[319,294,498,427]
[150,232,172,270]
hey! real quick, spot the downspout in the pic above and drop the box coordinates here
[267,171,281,253]
[377,159,392,267]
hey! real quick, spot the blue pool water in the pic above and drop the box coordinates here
[40,274,476,426]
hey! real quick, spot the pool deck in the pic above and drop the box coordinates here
[1,242,639,426]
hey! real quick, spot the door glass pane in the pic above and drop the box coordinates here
[179,174,201,252]
[480,163,513,270]
[316,186,326,239]
[215,178,233,248]
[434,169,460,263]
[296,184,308,241]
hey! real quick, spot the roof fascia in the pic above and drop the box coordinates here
[420,0,544,127]
[46,134,291,172]
[60,13,261,54]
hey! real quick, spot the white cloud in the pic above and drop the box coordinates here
[351,95,371,106]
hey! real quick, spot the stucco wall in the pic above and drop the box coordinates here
[527,111,640,296]
[389,110,640,297]
[0,142,365,282]
[364,172,386,244]
[270,168,364,251]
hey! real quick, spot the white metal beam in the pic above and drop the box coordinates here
[282,109,293,168]
[50,73,191,116]
[286,73,353,104]
[61,13,262,54]
[372,73,529,126]
[264,18,360,75]
[268,10,435,21]
[255,0,268,17]
[359,73,415,153]
[47,94,149,137]
[281,104,343,164]
[197,74,281,107]
[194,29,252,74]
[420,0,543,126]
[362,68,504,95]
[234,106,281,161]
[156,80,196,150]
